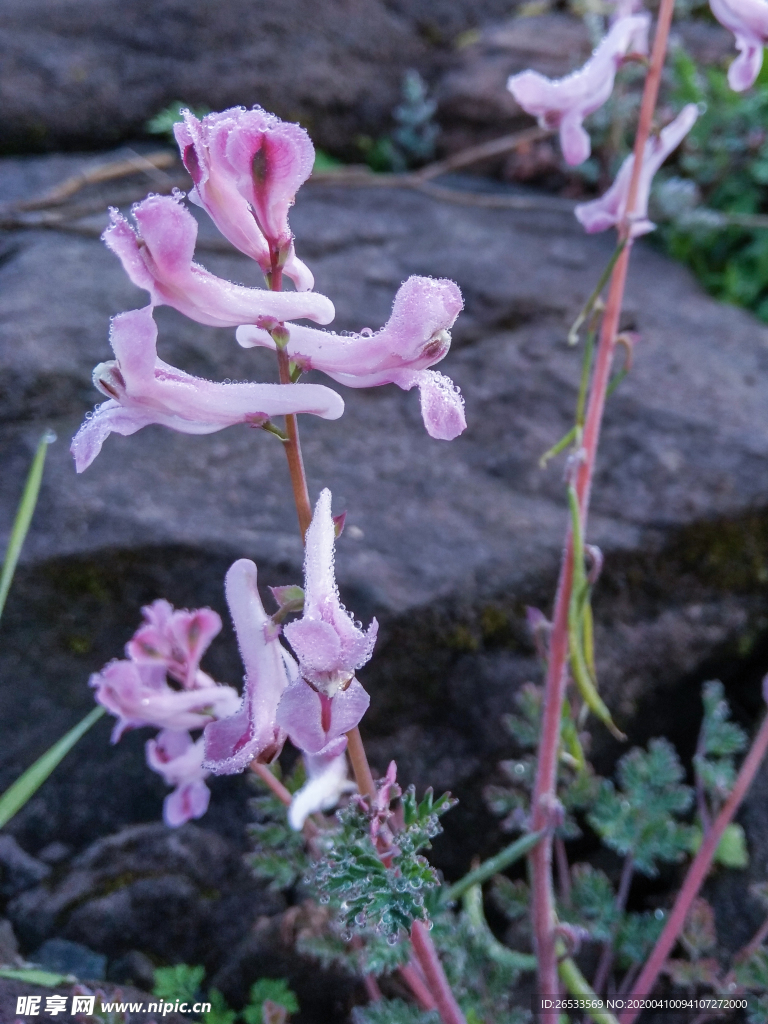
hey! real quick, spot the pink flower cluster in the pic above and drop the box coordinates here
[93,490,375,829]
[71,105,467,469]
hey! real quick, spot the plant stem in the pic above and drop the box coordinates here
[345,725,376,799]
[445,830,544,903]
[410,920,467,1024]
[400,960,438,1011]
[528,0,676,995]
[250,761,293,805]
[276,347,313,541]
[559,950,620,1024]
[592,854,634,995]
[620,704,768,1024]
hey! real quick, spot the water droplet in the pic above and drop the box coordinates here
[654,908,665,920]
[360,327,374,337]
[386,933,399,946]
[319,895,330,905]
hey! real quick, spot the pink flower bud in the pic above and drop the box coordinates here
[146,729,211,827]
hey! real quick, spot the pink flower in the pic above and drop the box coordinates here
[203,559,296,773]
[287,751,356,830]
[103,194,334,327]
[276,676,371,759]
[71,305,344,472]
[146,729,211,827]
[575,104,699,236]
[174,107,315,290]
[283,489,377,697]
[127,599,222,690]
[91,658,240,742]
[507,15,650,165]
[709,0,768,91]
[236,276,467,440]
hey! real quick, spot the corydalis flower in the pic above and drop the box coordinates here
[128,599,222,690]
[71,305,344,472]
[710,0,768,91]
[103,194,334,327]
[575,104,699,236]
[146,729,211,827]
[203,559,296,773]
[276,489,376,758]
[175,107,315,290]
[92,660,239,740]
[507,15,650,166]
[237,276,466,440]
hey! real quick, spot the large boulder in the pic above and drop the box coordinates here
[0,152,766,886]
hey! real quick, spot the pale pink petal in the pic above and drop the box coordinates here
[203,559,293,773]
[275,677,370,756]
[710,0,768,91]
[103,195,334,326]
[507,15,650,166]
[393,369,467,441]
[128,602,222,689]
[575,104,698,236]
[287,752,355,830]
[71,306,344,472]
[163,779,211,827]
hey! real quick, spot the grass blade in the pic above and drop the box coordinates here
[0,430,56,621]
[0,705,105,829]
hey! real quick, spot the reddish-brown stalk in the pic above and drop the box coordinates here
[620,704,768,1024]
[528,0,676,995]
[251,760,293,805]
[268,254,465,1023]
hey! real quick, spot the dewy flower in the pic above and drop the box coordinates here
[507,15,650,166]
[127,599,222,690]
[237,276,467,440]
[709,0,768,91]
[203,559,296,774]
[287,751,356,830]
[71,305,344,472]
[146,729,211,827]
[175,107,316,290]
[277,489,376,758]
[103,193,334,327]
[575,104,699,236]
[91,650,240,742]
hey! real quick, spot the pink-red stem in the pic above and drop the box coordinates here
[620,707,768,1024]
[411,921,467,1024]
[528,0,676,995]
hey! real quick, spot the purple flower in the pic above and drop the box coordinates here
[103,194,334,327]
[90,656,240,742]
[203,559,296,774]
[276,489,376,757]
[174,107,315,289]
[287,751,356,830]
[575,104,699,236]
[237,276,467,440]
[71,305,344,472]
[127,599,222,690]
[507,15,650,165]
[710,0,768,91]
[146,729,211,827]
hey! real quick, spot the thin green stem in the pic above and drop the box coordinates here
[568,242,626,346]
[0,430,55,622]
[446,831,544,903]
[558,948,620,1024]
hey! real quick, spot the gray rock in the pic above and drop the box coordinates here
[9,823,284,970]
[107,949,156,991]
[33,937,106,980]
[0,0,516,156]
[0,835,50,897]
[0,151,766,882]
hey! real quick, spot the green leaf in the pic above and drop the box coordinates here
[203,989,237,1024]
[153,964,205,1003]
[351,999,440,1024]
[563,864,617,943]
[0,704,105,829]
[0,968,73,986]
[243,979,298,1024]
[0,430,55,622]
[146,101,211,141]
[490,877,530,922]
[616,911,665,968]
[688,821,749,868]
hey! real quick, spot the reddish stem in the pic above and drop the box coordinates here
[528,0,676,995]
[251,761,292,805]
[399,960,438,1012]
[620,707,768,1024]
[411,921,467,1024]
[345,725,377,799]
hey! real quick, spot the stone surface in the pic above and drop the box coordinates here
[0,835,50,897]
[33,938,107,981]
[0,151,766,888]
[0,0,517,156]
